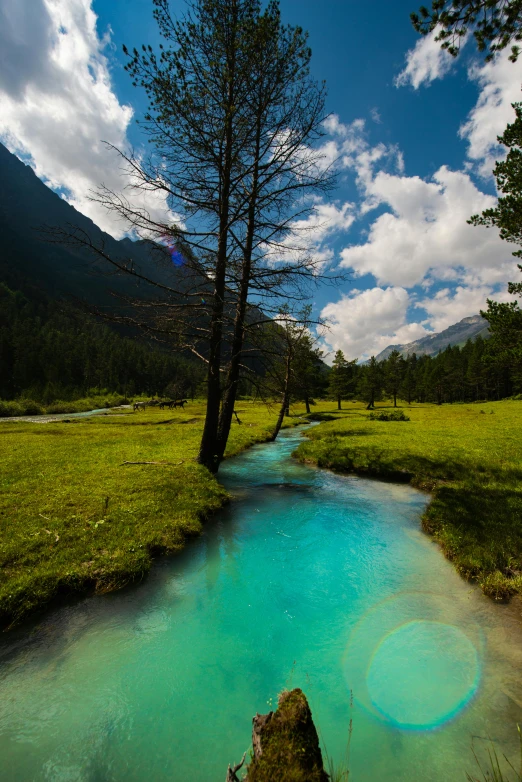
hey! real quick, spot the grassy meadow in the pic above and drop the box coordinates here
[296,399,522,600]
[2,396,522,629]
[0,400,293,628]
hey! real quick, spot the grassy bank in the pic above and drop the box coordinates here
[295,400,522,600]
[0,401,292,628]
[0,393,129,417]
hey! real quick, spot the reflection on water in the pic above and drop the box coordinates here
[1,425,522,781]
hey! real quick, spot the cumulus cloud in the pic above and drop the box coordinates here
[395,30,458,89]
[460,49,522,177]
[322,114,404,191]
[269,200,355,267]
[416,283,512,331]
[340,165,515,287]
[0,0,175,238]
[320,286,430,361]
[396,30,521,179]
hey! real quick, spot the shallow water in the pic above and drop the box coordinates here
[3,406,131,423]
[1,425,522,781]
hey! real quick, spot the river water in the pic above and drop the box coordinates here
[3,406,132,424]
[1,425,522,780]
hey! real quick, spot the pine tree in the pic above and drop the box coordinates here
[400,353,417,405]
[61,0,337,472]
[411,1,522,63]
[359,356,382,410]
[328,350,349,410]
[293,336,326,414]
[384,349,405,407]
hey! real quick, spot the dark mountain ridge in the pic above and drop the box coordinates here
[0,141,180,305]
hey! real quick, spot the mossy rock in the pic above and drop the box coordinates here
[245,689,328,782]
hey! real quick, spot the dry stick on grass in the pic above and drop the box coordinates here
[120,460,184,467]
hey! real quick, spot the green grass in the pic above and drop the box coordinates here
[4,396,521,628]
[0,400,294,628]
[467,726,522,781]
[295,399,522,601]
[0,392,129,417]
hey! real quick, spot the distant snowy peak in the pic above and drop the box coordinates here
[374,315,489,361]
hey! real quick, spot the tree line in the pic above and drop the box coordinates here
[326,332,521,410]
[0,282,204,402]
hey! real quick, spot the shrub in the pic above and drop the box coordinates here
[0,394,129,417]
[368,410,410,422]
[0,399,45,417]
[0,400,24,417]
[307,412,338,422]
[16,399,45,416]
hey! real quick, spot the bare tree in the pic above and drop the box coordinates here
[50,0,339,473]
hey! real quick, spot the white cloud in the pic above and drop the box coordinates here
[269,200,355,267]
[322,114,404,191]
[370,108,382,124]
[417,283,513,331]
[396,32,521,178]
[340,165,515,287]
[320,286,430,361]
[319,38,522,355]
[395,30,458,89]
[460,49,522,177]
[0,0,175,238]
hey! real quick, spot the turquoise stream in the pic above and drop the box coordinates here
[2,425,522,780]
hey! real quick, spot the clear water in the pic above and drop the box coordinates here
[2,425,522,781]
[4,407,130,423]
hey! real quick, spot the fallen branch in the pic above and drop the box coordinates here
[226,752,247,782]
[120,460,184,466]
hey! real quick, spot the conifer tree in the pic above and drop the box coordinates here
[293,336,326,414]
[328,350,349,410]
[411,1,522,62]
[359,356,382,410]
[384,349,405,407]
[400,353,417,405]
[55,0,335,472]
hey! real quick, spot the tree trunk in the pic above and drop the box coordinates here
[393,391,397,407]
[197,42,236,474]
[271,353,292,441]
[214,106,262,466]
[366,391,375,410]
[337,395,341,410]
[305,396,311,414]
[197,231,228,473]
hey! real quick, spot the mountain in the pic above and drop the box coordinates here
[0,141,180,305]
[375,314,490,361]
[0,143,287,379]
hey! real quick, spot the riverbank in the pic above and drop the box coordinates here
[295,400,522,600]
[0,393,129,418]
[3,414,522,780]
[0,401,294,628]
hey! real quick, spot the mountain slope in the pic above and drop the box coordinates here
[375,315,490,361]
[0,142,179,305]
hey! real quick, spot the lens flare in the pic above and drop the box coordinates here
[160,235,185,267]
[366,620,480,730]
[343,592,483,731]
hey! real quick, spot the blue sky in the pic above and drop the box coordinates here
[1,0,521,358]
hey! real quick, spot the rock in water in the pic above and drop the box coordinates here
[227,688,328,782]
